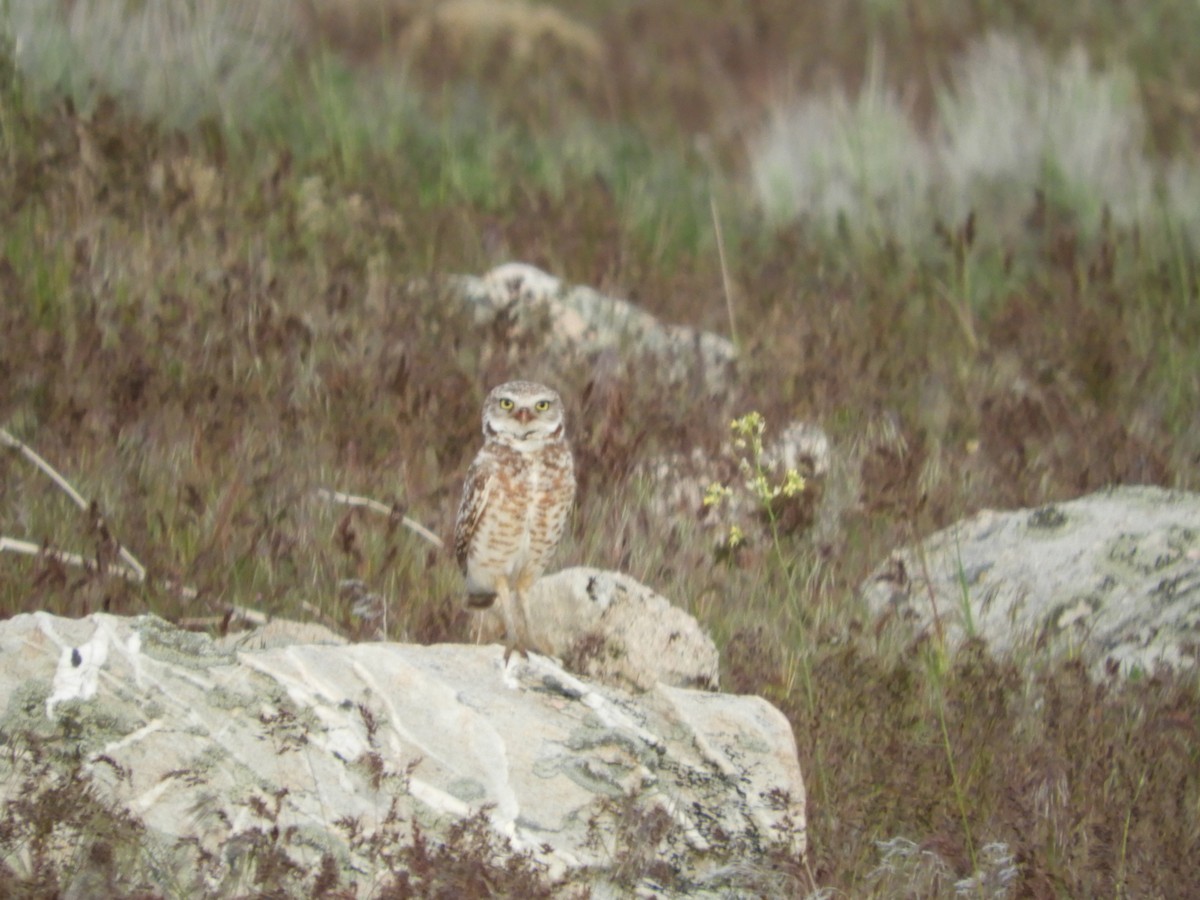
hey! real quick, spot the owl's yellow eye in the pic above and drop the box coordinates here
[499,398,515,410]
[534,400,551,412]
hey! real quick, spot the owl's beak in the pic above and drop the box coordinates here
[513,408,534,424]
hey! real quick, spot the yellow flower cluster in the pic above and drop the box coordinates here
[704,411,807,553]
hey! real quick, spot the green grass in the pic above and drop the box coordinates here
[2,2,1200,895]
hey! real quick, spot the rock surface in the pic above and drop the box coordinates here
[0,612,805,896]
[448,262,737,389]
[862,485,1200,676]
[517,567,721,692]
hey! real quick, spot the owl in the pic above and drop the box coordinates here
[454,381,576,660]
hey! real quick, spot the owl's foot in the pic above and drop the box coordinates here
[497,582,534,664]
[502,638,530,664]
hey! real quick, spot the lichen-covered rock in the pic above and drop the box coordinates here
[0,612,805,896]
[448,262,737,389]
[862,486,1200,677]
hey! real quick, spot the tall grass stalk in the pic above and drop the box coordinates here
[952,533,977,639]
[926,647,981,893]
[710,194,739,352]
[1115,764,1149,898]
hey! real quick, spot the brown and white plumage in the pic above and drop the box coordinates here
[454,381,575,659]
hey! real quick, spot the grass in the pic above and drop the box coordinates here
[750,30,1200,259]
[1,1,1200,895]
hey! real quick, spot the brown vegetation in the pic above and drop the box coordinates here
[1,1,1199,894]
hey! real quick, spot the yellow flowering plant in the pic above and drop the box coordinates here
[704,412,807,570]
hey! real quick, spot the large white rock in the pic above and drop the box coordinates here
[862,486,1200,677]
[0,612,805,896]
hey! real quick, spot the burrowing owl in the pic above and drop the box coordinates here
[454,381,576,660]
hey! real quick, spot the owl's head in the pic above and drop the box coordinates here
[482,381,567,446]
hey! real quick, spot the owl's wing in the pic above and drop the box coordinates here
[453,452,497,573]
[544,443,577,548]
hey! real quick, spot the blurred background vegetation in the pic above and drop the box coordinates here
[1,1,1198,894]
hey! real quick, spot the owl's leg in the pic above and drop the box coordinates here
[512,574,536,658]
[496,576,529,662]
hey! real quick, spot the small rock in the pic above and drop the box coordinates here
[448,262,737,389]
[402,1,607,92]
[520,567,720,691]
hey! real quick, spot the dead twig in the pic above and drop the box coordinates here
[0,535,267,622]
[0,536,146,585]
[315,487,445,550]
[1,432,282,631]
[176,605,269,631]
[0,535,208,603]
[1,427,147,582]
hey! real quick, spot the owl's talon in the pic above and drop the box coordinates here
[502,640,530,664]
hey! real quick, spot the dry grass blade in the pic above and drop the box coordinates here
[1,426,147,582]
[315,487,445,550]
[710,193,739,351]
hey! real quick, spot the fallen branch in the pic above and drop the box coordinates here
[301,598,348,632]
[177,605,269,631]
[315,488,445,550]
[0,536,147,585]
[1,427,147,582]
[0,534,269,617]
